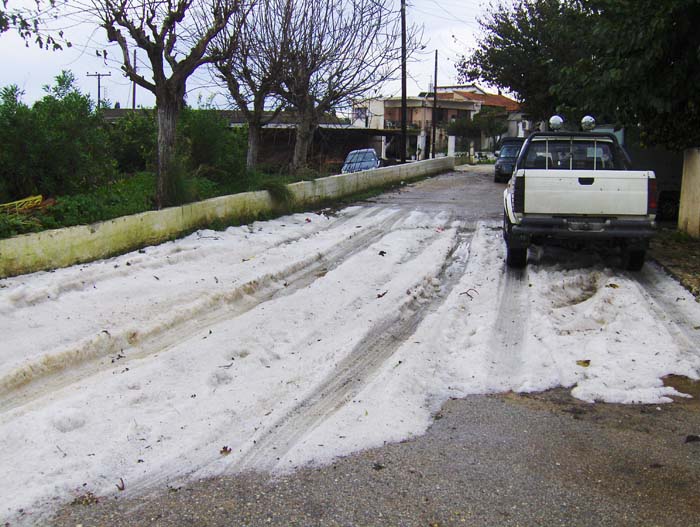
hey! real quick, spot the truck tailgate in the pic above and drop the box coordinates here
[523,169,651,216]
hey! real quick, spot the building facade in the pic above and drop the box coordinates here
[353,85,531,160]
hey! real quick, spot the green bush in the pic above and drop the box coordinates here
[0,213,43,238]
[0,72,116,201]
[149,150,219,208]
[178,106,247,187]
[30,71,116,196]
[108,109,157,173]
[0,86,39,201]
[0,76,361,240]
[48,172,155,225]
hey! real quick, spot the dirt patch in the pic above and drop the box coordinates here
[501,387,700,438]
[664,375,700,407]
[649,226,700,298]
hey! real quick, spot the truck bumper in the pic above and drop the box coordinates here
[510,218,656,248]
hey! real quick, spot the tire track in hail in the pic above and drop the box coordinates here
[120,217,470,499]
[233,229,473,474]
[489,265,529,377]
[629,265,700,361]
[2,206,383,312]
[0,208,411,414]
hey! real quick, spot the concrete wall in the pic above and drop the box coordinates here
[0,157,455,277]
[678,148,700,237]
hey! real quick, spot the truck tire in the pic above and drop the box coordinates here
[503,212,527,268]
[624,249,646,271]
[506,245,527,268]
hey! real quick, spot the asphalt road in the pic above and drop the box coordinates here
[51,166,700,527]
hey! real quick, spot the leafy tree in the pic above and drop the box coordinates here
[447,106,508,148]
[446,116,481,140]
[0,72,115,201]
[460,0,700,234]
[31,71,115,195]
[474,106,508,146]
[107,109,157,173]
[554,0,700,150]
[456,0,591,122]
[178,104,246,185]
[0,85,36,200]
[461,0,700,147]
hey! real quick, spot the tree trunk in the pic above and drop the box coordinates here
[247,122,261,171]
[156,101,181,209]
[292,113,316,173]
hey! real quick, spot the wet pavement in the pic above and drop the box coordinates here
[53,391,700,526]
[368,164,503,222]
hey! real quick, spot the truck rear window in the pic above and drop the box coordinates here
[523,139,626,170]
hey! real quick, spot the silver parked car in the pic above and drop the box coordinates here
[341,148,381,173]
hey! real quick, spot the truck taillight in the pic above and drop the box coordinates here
[648,178,657,215]
[513,176,525,213]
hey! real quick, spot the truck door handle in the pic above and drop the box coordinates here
[578,177,595,185]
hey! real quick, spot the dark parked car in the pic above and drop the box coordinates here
[341,149,381,174]
[494,138,525,183]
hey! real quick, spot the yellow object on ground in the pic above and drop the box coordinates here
[0,195,43,213]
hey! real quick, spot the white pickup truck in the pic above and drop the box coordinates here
[503,118,657,270]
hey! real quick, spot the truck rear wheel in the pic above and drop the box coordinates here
[506,245,527,268]
[504,212,527,268]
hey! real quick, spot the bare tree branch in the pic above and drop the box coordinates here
[80,0,254,206]
[212,0,289,169]
[276,0,422,171]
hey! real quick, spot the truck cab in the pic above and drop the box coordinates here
[503,116,657,270]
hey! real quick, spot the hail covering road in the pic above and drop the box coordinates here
[1,167,699,524]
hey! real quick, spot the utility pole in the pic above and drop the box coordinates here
[400,0,407,164]
[87,72,112,109]
[432,50,438,159]
[132,50,137,110]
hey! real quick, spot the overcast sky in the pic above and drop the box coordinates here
[1,0,487,109]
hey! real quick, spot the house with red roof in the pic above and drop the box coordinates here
[352,85,532,159]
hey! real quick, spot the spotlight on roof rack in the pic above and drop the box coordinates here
[581,115,596,131]
[549,115,564,131]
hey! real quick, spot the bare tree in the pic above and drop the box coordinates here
[212,0,290,170]
[1,0,69,49]
[279,0,419,172]
[92,0,252,207]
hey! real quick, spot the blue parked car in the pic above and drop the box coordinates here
[341,149,381,174]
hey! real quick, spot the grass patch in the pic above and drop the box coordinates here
[262,180,295,209]
[0,173,156,238]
